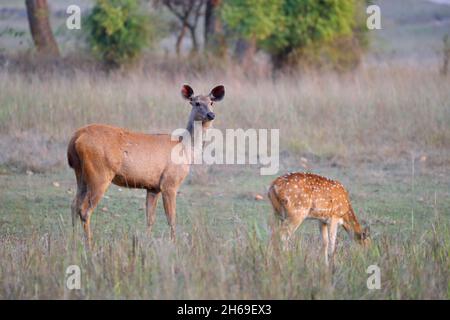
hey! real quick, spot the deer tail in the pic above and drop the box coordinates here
[268,184,287,220]
[67,132,82,171]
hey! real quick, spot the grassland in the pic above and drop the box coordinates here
[0,155,449,299]
[0,63,449,299]
[0,0,450,300]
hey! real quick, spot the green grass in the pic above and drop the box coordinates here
[0,158,449,299]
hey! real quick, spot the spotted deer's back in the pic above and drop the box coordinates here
[271,172,351,221]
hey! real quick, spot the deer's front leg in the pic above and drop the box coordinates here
[162,189,177,242]
[319,222,329,266]
[146,191,160,235]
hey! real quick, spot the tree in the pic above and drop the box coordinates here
[204,0,225,56]
[221,0,280,67]
[442,34,450,76]
[25,0,60,57]
[221,0,366,70]
[160,0,205,56]
[262,0,358,69]
[86,0,152,68]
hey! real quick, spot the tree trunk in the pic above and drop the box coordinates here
[188,25,198,53]
[234,38,248,61]
[25,0,60,57]
[235,37,256,69]
[176,24,188,57]
[441,34,450,76]
[204,0,225,56]
[271,46,294,71]
[204,0,220,46]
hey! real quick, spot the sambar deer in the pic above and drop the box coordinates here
[268,172,370,265]
[67,84,225,245]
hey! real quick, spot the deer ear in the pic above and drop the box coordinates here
[181,85,194,100]
[210,85,225,101]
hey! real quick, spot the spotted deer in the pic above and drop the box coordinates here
[268,172,370,265]
[67,84,225,245]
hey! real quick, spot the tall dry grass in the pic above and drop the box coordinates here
[1,213,448,299]
[0,61,449,171]
[0,61,449,299]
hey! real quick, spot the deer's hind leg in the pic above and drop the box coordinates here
[71,170,87,232]
[279,208,309,251]
[319,222,329,266]
[328,217,340,266]
[268,187,285,249]
[78,160,114,246]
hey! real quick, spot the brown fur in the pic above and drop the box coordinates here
[268,172,370,265]
[68,85,225,245]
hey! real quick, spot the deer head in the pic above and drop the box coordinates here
[356,225,371,247]
[181,84,225,129]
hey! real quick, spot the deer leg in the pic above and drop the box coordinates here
[71,172,86,232]
[71,197,79,231]
[71,192,84,231]
[319,222,329,266]
[279,209,307,251]
[78,159,113,246]
[268,214,282,251]
[328,218,339,265]
[162,189,177,242]
[81,209,93,247]
[279,221,291,251]
[79,180,111,247]
[146,191,160,235]
[268,187,284,251]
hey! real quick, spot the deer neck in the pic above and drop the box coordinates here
[344,207,363,239]
[186,117,211,146]
[181,117,212,164]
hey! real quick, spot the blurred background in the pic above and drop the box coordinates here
[1,1,450,68]
[1,1,450,66]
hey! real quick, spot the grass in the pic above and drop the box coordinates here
[0,58,449,299]
[0,57,449,299]
[1,62,450,172]
[372,0,450,58]
[0,153,449,299]
[0,0,449,301]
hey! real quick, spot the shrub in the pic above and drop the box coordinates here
[221,0,281,43]
[86,0,153,68]
[221,0,368,70]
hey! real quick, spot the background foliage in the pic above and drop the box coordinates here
[222,0,367,69]
[86,0,154,67]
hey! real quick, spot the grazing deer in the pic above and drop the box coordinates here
[268,172,370,265]
[67,84,225,245]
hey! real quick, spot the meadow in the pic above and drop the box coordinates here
[1,0,450,300]
[0,61,449,299]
